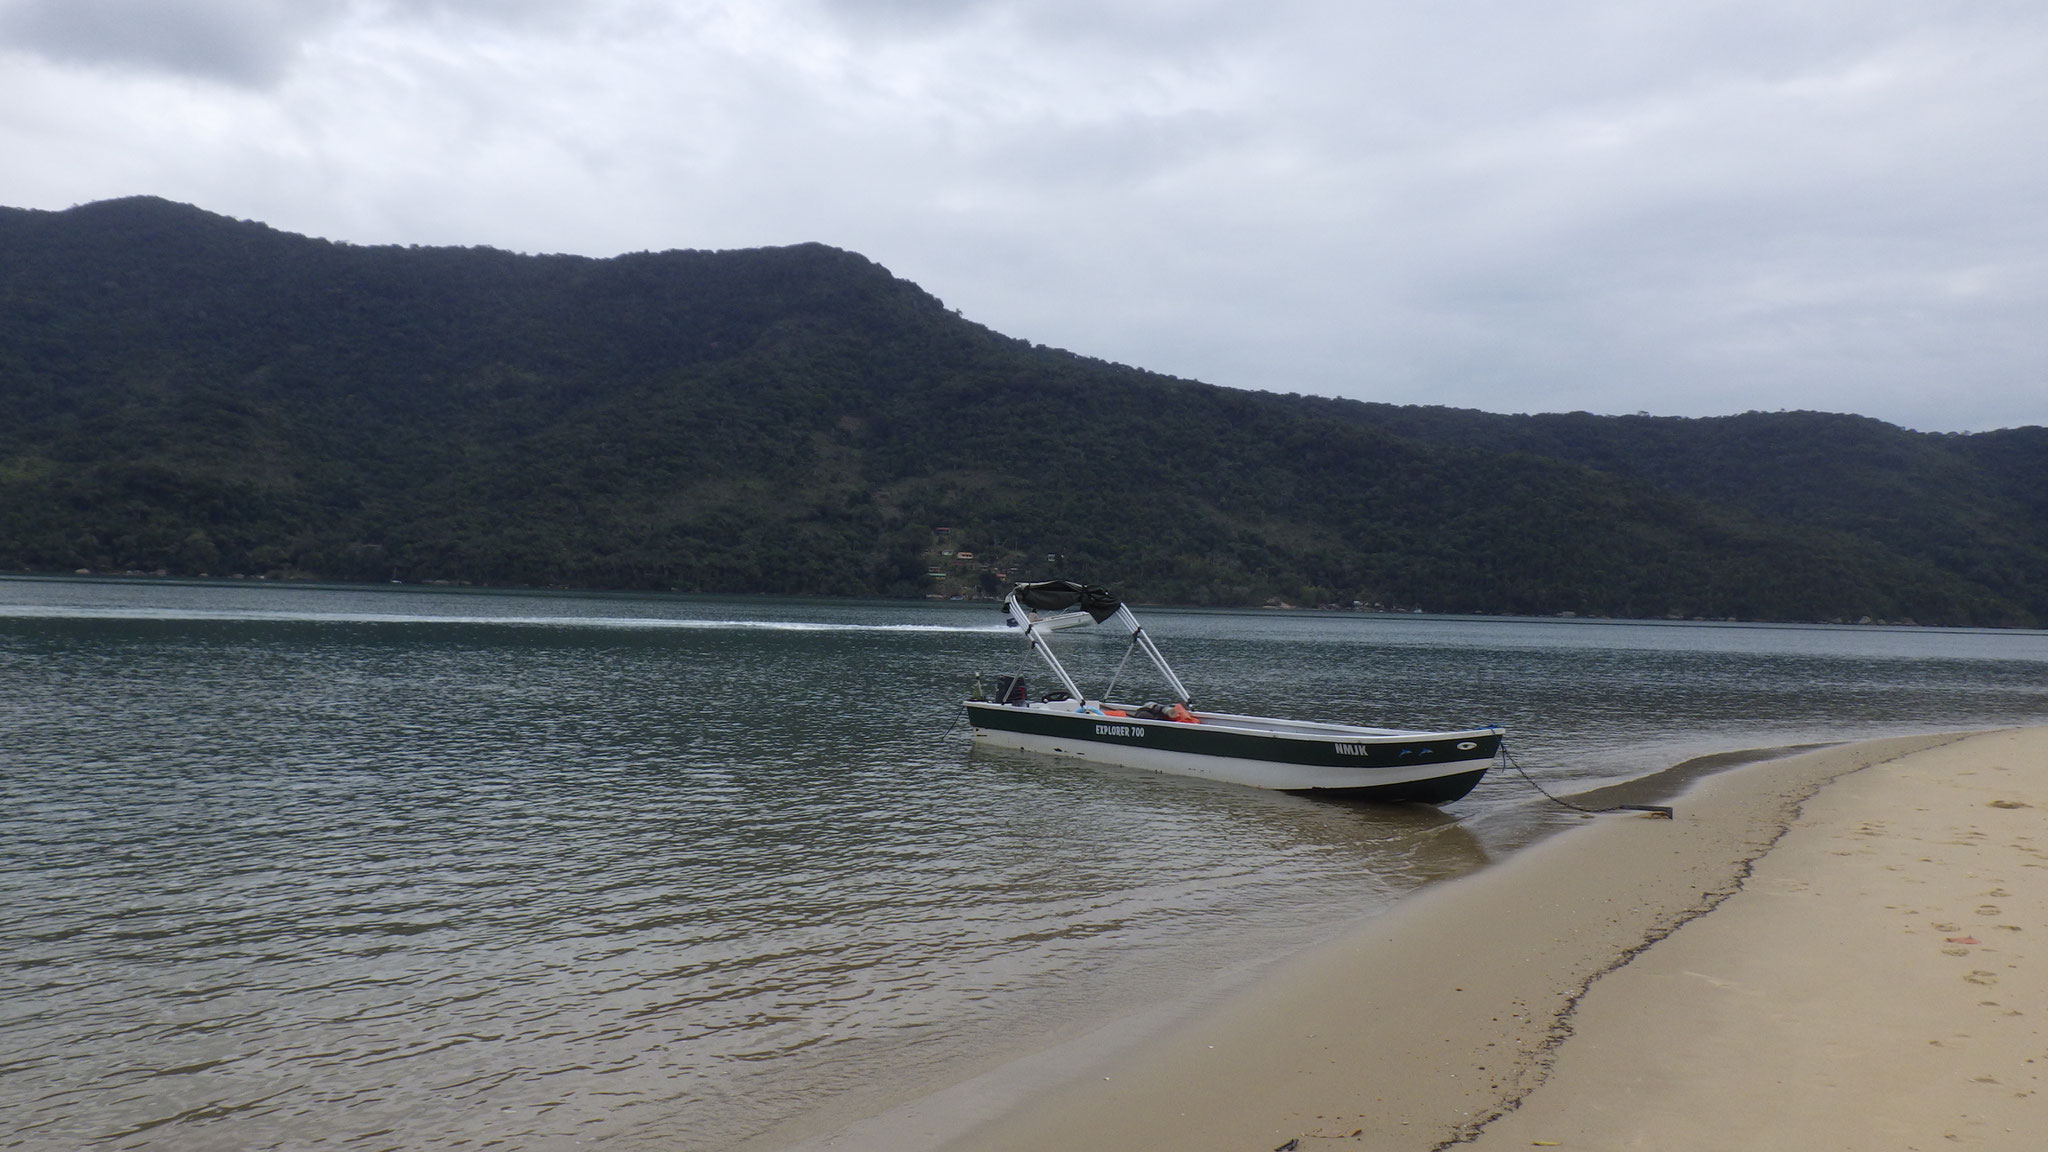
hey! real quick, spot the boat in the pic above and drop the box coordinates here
[964,581,1503,803]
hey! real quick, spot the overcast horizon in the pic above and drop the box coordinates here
[4,1,2044,434]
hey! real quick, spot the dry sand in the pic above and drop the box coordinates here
[1463,725,2046,1152]
[774,728,2046,1152]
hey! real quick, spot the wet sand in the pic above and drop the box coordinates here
[772,728,2045,1151]
[1463,725,2045,1151]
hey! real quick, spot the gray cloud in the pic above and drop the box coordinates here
[0,0,347,85]
[813,0,993,32]
[0,0,2043,430]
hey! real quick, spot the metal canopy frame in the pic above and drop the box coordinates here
[1002,590,1192,705]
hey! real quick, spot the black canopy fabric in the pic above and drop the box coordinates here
[1011,580,1121,623]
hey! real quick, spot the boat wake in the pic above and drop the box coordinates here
[0,605,1008,633]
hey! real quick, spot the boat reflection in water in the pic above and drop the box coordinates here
[969,741,1493,888]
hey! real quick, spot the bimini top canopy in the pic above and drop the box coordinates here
[1000,580,1189,704]
[1012,580,1121,623]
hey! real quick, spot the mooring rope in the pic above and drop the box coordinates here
[1502,744,1673,819]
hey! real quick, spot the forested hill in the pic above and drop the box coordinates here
[3,196,2044,627]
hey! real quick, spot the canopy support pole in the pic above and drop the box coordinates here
[1006,594,1087,702]
[1002,591,1192,706]
[1112,605,1192,704]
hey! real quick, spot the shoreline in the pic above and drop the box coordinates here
[1463,724,2045,1150]
[761,729,2040,1151]
[12,573,2048,634]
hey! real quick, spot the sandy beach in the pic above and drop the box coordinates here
[771,727,2046,1152]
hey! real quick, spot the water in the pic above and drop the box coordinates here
[4,578,2046,1150]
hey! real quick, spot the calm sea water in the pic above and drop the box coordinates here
[5,578,2047,1150]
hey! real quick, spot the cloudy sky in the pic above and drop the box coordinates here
[3,1,2043,432]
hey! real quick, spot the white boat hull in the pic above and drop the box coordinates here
[966,700,1500,801]
[968,583,1502,804]
[972,726,1491,793]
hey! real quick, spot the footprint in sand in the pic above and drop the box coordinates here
[1966,971,1999,986]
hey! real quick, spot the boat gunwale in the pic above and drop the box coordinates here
[963,699,1503,746]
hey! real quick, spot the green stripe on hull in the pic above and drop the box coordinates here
[964,703,1500,770]
[1291,766,1490,803]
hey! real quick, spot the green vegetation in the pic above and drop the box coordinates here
[3,196,2044,626]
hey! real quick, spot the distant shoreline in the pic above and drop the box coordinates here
[4,572,2039,632]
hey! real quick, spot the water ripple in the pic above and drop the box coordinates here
[6,581,2048,1149]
